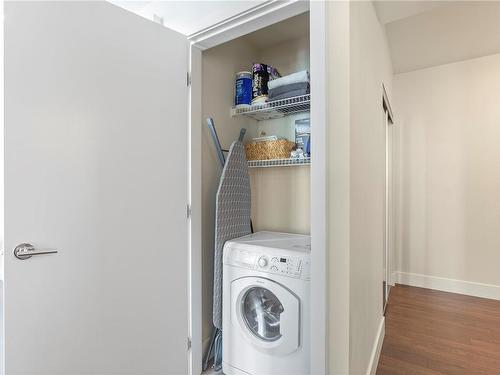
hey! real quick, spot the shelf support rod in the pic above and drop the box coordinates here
[206,118,226,168]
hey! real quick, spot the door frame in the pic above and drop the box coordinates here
[383,84,394,313]
[0,1,4,374]
[187,1,328,374]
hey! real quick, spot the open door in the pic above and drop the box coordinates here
[4,2,189,374]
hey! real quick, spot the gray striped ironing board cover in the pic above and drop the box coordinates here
[212,141,252,329]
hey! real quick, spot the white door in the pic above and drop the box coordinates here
[4,2,189,374]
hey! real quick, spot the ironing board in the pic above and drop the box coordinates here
[212,140,252,329]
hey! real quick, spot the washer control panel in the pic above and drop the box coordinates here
[256,254,308,279]
[224,245,311,280]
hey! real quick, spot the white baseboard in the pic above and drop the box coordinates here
[396,271,500,301]
[390,271,397,287]
[366,317,385,375]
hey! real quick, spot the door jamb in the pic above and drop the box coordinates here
[383,84,394,314]
[310,2,328,374]
[188,45,203,375]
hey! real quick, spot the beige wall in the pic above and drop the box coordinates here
[201,34,310,344]
[201,39,259,345]
[250,166,310,234]
[349,1,394,374]
[251,36,311,234]
[257,35,310,76]
[394,52,500,286]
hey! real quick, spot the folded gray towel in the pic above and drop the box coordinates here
[268,70,309,89]
[269,82,310,98]
[269,88,309,101]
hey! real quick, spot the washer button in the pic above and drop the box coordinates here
[258,256,268,268]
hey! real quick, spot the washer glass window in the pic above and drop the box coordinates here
[242,287,284,341]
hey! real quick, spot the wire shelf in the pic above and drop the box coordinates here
[231,94,310,121]
[247,157,311,168]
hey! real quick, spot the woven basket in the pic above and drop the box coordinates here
[245,139,296,160]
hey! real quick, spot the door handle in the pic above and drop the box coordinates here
[14,243,58,260]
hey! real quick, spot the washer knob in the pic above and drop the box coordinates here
[258,256,268,268]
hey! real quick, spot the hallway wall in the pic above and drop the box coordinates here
[349,1,394,374]
[395,52,500,290]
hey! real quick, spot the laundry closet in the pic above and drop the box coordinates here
[197,11,315,375]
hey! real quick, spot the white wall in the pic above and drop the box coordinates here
[394,52,500,288]
[349,1,394,374]
[326,2,350,373]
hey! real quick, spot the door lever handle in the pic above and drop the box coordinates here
[14,243,58,260]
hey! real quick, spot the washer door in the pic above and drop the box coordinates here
[231,277,300,355]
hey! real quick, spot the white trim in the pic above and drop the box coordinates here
[396,272,500,301]
[310,2,328,374]
[188,45,203,375]
[366,318,385,375]
[188,0,309,50]
[0,0,4,373]
[390,271,397,287]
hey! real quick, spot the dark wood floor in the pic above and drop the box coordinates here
[377,285,500,375]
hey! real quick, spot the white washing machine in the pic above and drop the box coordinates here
[222,231,310,375]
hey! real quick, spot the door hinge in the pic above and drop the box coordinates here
[187,337,192,350]
[187,71,191,86]
[187,204,192,219]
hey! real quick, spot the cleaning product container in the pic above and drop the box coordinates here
[235,71,252,108]
[252,63,280,104]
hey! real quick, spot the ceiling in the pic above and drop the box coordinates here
[110,1,500,74]
[109,0,266,36]
[375,1,500,74]
[374,1,452,25]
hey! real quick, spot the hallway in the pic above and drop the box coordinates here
[377,285,500,374]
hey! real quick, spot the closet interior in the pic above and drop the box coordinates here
[200,10,312,364]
